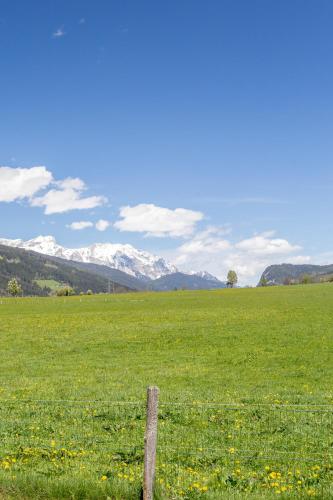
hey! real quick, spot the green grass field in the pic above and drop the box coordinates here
[34,279,63,291]
[0,285,332,498]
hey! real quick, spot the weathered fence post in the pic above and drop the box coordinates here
[143,386,159,500]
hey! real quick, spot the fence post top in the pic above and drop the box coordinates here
[147,386,159,393]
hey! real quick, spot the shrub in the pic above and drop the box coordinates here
[300,274,313,285]
[56,286,75,297]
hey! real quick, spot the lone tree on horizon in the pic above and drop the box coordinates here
[227,270,238,288]
[259,276,268,287]
[7,278,22,297]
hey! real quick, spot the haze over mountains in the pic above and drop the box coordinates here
[0,235,227,293]
[2,236,332,294]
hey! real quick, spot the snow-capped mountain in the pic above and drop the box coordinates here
[189,270,221,282]
[0,235,224,284]
[0,235,177,281]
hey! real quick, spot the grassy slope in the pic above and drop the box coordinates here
[0,285,332,498]
[34,279,62,291]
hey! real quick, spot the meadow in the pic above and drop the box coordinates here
[0,284,332,498]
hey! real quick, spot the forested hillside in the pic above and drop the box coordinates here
[0,245,132,296]
[259,263,333,286]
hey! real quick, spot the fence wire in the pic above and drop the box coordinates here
[156,403,333,498]
[0,399,332,498]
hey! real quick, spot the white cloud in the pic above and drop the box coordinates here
[56,178,85,190]
[170,228,307,286]
[235,232,301,255]
[52,26,65,38]
[0,167,106,216]
[95,219,110,231]
[31,177,107,215]
[0,166,53,202]
[177,226,231,258]
[114,203,203,237]
[67,221,94,231]
[67,219,110,231]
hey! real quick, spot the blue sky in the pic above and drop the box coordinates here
[1,0,333,284]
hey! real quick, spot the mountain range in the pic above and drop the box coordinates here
[0,236,226,293]
[0,236,176,281]
[0,244,131,296]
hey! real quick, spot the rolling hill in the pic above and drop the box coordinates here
[47,258,227,291]
[47,256,149,291]
[0,245,133,296]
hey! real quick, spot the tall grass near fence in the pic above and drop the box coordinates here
[0,398,332,498]
[156,402,333,498]
[0,400,145,498]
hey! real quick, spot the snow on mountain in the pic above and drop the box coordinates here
[0,235,177,281]
[189,270,221,282]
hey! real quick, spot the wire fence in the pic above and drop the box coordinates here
[156,402,333,498]
[0,397,332,498]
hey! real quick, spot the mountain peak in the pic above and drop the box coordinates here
[0,235,222,284]
[189,270,220,282]
[0,235,177,280]
[32,235,56,243]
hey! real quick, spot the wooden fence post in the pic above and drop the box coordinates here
[143,386,159,500]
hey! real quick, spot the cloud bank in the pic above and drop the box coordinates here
[172,230,309,285]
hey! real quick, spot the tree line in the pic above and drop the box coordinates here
[5,270,240,297]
